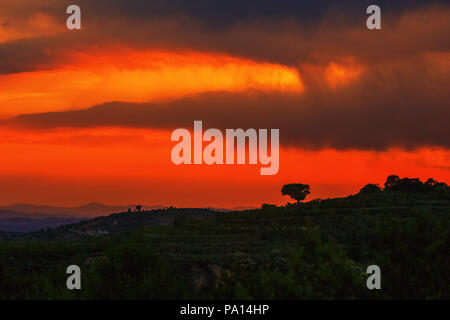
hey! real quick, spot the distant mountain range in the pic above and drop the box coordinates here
[0,217,85,233]
[1,208,220,241]
[0,203,164,233]
[0,203,252,233]
[0,203,165,218]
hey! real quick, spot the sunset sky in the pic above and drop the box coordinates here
[0,0,449,209]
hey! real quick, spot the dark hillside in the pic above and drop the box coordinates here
[0,177,449,299]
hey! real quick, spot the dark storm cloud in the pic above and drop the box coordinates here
[2,0,449,151]
[10,56,450,151]
[70,0,450,28]
[0,32,104,74]
[1,1,449,74]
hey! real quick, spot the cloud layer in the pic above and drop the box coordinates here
[1,0,449,151]
[1,2,449,73]
[11,54,449,150]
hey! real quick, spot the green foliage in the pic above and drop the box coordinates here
[214,229,367,299]
[0,176,449,299]
[83,238,187,299]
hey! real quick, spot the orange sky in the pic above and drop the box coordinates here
[0,49,303,116]
[0,1,449,208]
[0,123,448,207]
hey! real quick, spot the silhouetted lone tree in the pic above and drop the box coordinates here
[281,183,310,204]
[135,205,142,213]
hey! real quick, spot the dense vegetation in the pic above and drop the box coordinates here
[0,176,449,299]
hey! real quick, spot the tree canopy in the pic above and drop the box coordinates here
[281,183,311,204]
